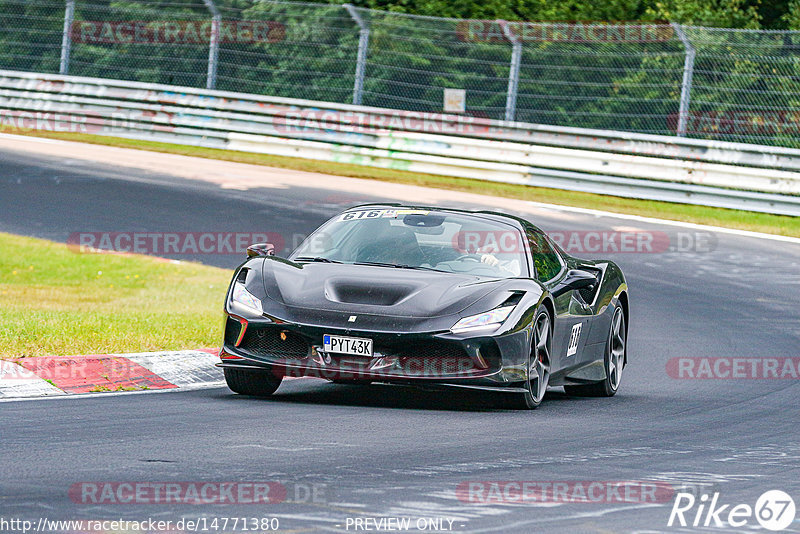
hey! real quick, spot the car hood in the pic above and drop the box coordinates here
[261,259,508,319]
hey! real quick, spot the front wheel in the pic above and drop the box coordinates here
[564,305,626,397]
[503,308,551,410]
[224,367,283,397]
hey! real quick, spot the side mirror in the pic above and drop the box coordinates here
[552,269,597,297]
[247,243,275,258]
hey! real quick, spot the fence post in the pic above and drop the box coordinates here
[498,20,521,122]
[60,0,75,75]
[203,0,221,90]
[344,4,369,106]
[672,23,695,137]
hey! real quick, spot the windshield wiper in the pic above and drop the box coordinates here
[354,261,448,273]
[294,256,341,264]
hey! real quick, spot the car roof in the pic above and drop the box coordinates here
[345,203,542,233]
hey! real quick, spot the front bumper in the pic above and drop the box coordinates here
[218,315,530,389]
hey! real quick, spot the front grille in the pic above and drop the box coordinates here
[239,327,310,359]
[379,341,479,375]
[389,341,468,360]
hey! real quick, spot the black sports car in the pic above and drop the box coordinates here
[218,205,629,409]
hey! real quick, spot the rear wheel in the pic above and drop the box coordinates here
[564,306,625,397]
[503,308,551,410]
[224,367,283,397]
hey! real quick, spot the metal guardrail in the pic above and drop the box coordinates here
[1,69,799,216]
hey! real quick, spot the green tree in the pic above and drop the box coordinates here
[785,0,800,28]
[645,0,762,27]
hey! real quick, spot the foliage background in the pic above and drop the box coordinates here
[0,0,798,146]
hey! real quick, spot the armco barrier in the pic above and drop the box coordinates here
[1,69,799,216]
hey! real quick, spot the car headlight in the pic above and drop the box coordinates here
[230,281,263,316]
[451,305,515,333]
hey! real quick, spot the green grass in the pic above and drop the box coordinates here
[0,231,230,358]
[5,127,800,238]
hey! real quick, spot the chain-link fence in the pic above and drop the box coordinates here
[1,0,799,147]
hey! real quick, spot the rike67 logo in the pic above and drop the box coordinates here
[668,490,796,531]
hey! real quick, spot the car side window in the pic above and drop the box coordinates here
[527,229,562,282]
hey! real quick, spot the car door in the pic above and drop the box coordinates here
[525,228,594,372]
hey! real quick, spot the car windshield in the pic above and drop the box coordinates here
[291,208,528,278]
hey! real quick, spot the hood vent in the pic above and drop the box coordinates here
[325,279,419,306]
[500,291,525,308]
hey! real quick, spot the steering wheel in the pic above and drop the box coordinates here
[455,254,481,262]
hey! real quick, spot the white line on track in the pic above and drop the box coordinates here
[523,199,800,245]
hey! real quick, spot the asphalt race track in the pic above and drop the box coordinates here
[2,139,800,533]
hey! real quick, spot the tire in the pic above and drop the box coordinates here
[224,367,283,397]
[564,305,626,398]
[503,307,551,410]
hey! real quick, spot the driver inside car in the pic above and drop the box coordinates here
[477,250,521,277]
